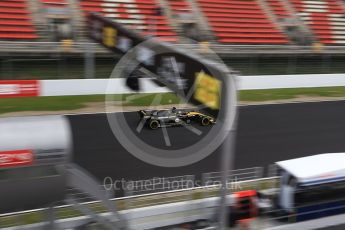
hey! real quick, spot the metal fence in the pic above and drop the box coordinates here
[0,163,298,230]
[202,167,264,193]
[2,41,345,54]
[203,167,264,185]
[0,167,273,227]
[1,41,345,80]
[123,175,196,209]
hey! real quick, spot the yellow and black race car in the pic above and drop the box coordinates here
[138,107,216,130]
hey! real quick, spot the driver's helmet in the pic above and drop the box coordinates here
[172,107,177,113]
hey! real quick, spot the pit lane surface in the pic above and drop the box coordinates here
[70,100,345,185]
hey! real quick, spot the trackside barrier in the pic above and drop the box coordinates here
[2,195,345,229]
[2,41,345,54]
[202,167,264,198]
[0,176,279,229]
[0,197,223,230]
[203,167,264,186]
[268,164,279,178]
[37,74,345,95]
[123,175,195,209]
[2,74,345,98]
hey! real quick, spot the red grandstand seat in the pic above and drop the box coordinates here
[267,0,290,18]
[214,28,282,33]
[197,0,289,44]
[0,3,27,8]
[0,27,35,32]
[0,33,38,39]
[168,0,192,16]
[211,22,274,28]
[0,9,29,14]
[0,20,33,26]
[80,0,178,42]
[0,0,38,40]
[291,0,345,44]
[217,33,286,38]
[0,14,30,20]
[40,0,68,8]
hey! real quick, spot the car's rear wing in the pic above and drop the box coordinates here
[138,110,147,118]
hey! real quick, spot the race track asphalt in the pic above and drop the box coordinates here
[69,100,345,188]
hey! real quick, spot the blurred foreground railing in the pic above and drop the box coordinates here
[0,167,278,228]
[2,178,345,230]
[2,164,344,230]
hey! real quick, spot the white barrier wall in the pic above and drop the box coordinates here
[40,79,170,96]
[29,73,345,97]
[238,74,345,90]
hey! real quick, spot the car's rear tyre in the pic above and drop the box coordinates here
[148,119,160,130]
[201,117,210,126]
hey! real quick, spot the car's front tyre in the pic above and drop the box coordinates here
[200,117,211,126]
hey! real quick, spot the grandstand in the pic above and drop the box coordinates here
[0,0,38,39]
[0,0,344,45]
[80,0,178,42]
[40,0,68,8]
[197,0,290,44]
[168,0,192,15]
[267,0,291,19]
[291,0,345,44]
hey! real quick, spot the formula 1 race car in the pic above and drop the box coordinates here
[138,107,215,130]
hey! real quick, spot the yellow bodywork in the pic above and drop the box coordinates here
[186,111,216,123]
[187,111,203,116]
